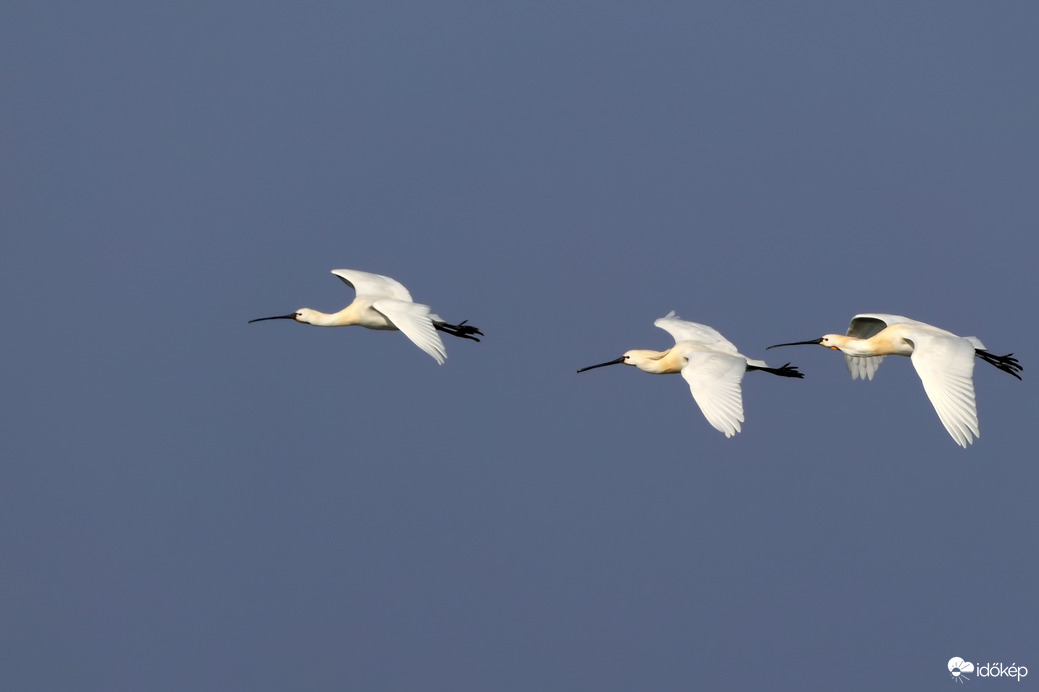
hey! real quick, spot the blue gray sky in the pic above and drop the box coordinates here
[3,2,1037,690]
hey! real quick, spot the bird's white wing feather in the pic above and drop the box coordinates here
[680,351,747,437]
[371,299,447,364]
[846,354,886,381]
[849,313,962,336]
[847,314,900,339]
[654,311,738,353]
[332,269,414,302]
[908,332,979,447]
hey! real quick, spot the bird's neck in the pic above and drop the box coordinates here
[629,349,680,374]
[831,332,908,357]
[305,310,342,327]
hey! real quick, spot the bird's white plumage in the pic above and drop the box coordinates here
[331,269,447,364]
[848,314,984,446]
[846,314,909,338]
[370,298,447,365]
[579,311,798,437]
[845,353,884,381]
[907,331,979,447]
[773,312,1016,448]
[331,269,415,303]
[662,312,793,435]
[680,350,748,438]
[249,268,477,364]
[652,312,751,435]
[654,311,738,354]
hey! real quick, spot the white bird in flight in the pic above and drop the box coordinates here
[767,313,1022,447]
[578,311,804,437]
[249,269,482,364]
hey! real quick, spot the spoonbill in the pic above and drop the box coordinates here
[767,313,1022,447]
[249,269,482,364]
[577,312,804,437]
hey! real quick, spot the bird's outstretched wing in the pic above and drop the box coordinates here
[332,269,414,302]
[654,311,738,354]
[371,299,447,365]
[907,331,979,447]
[680,351,747,437]
[847,314,901,339]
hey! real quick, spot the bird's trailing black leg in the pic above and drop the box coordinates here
[434,320,483,342]
[975,350,1023,380]
[746,363,805,379]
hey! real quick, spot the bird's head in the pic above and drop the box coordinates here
[819,335,843,350]
[293,308,319,324]
[621,350,664,369]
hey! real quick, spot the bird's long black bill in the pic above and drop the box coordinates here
[248,313,298,324]
[576,356,625,373]
[766,338,823,350]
